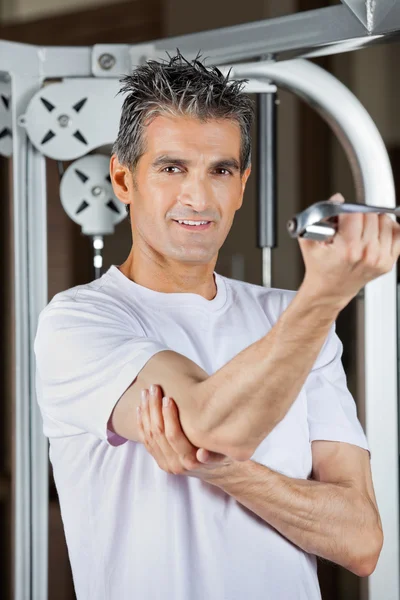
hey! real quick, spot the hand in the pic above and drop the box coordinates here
[137,385,235,483]
[299,193,400,309]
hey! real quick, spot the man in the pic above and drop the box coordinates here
[34,52,398,600]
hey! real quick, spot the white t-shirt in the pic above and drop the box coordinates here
[34,265,368,600]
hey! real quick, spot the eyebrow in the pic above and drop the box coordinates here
[151,155,241,172]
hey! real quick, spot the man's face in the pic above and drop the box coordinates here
[111,114,251,265]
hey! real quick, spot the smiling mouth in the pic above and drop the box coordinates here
[172,220,213,231]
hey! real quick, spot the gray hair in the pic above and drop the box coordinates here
[112,51,255,216]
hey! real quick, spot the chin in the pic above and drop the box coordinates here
[169,247,216,264]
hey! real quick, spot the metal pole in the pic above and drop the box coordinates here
[27,138,49,600]
[257,92,277,288]
[11,72,48,600]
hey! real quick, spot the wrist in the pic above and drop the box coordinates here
[297,279,348,318]
[207,459,253,489]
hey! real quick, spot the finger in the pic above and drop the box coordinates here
[140,389,152,440]
[196,448,231,464]
[325,193,359,245]
[163,397,198,464]
[137,400,172,472]
[361,213,379,244]
[136,405,145,443]
[378,214,393,256]
[297,193,344,253]
[137,400,153,454]
[148,384,165,436]
[147,388,188,472]
[328,192,345,204]
[337,212,364,246]
[139,394,197,474]
[391,220,400,260]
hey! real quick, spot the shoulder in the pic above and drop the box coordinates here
[36,269,144,338]
[221,274,298,323]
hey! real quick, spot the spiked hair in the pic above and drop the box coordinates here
[112,51,255,216]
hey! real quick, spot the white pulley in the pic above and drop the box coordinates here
[59,153,126,235]
[21,78,123,161]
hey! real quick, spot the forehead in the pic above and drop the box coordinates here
[143,114,241,157]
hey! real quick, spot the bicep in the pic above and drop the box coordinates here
[109,349,210,446]
[311,441,378,510]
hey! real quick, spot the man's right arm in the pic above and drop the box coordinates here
[110,287,340,461]
[111,209,400,461]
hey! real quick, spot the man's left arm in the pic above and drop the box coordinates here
[212,441,383,577]
[136,384,383,577]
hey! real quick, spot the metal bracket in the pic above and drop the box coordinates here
[341,0,397,32]
[92,43,156,78]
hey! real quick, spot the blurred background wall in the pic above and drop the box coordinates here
[1,1,400,599]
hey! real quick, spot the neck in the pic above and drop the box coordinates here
[119,245,218,300]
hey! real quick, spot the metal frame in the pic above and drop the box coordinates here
[1,1,399,599]
[230,58,399,600]
[95,1,400,69]
[7,63,49,600]
[341,0,397,30]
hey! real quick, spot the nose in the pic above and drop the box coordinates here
[177,172,210,212]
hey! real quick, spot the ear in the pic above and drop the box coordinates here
[237,165,252,209]
[110,154,134,206]
[242,165,251,189]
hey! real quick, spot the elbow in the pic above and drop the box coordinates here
[191,384,256,462]
[193,422,255,462]
[210,440,255,462]
[221,443,255,462]
[348,526,384,578]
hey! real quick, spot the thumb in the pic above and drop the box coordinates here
[196,448,228,464]
[328,192,345,204]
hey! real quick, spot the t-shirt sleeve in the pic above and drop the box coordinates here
[34,292,169,447]
[305,322,369,452]
[265,288,369,452]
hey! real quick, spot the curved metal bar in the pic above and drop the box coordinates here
[228,58,399,600]
[229,58,396,210]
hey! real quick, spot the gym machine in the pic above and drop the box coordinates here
[1,1,400,598]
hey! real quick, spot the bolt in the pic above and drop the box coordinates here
[287,219,296,233]
[58,114,70,128]
[92,186,103,196]
[98,53,116,71]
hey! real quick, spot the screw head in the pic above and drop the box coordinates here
[92,186,103,197]
[98,53,116,70]
[58,114,70,128]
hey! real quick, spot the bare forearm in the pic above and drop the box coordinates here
[213,461,382,576]
[197,285,342,458]
[113,284,341,460]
